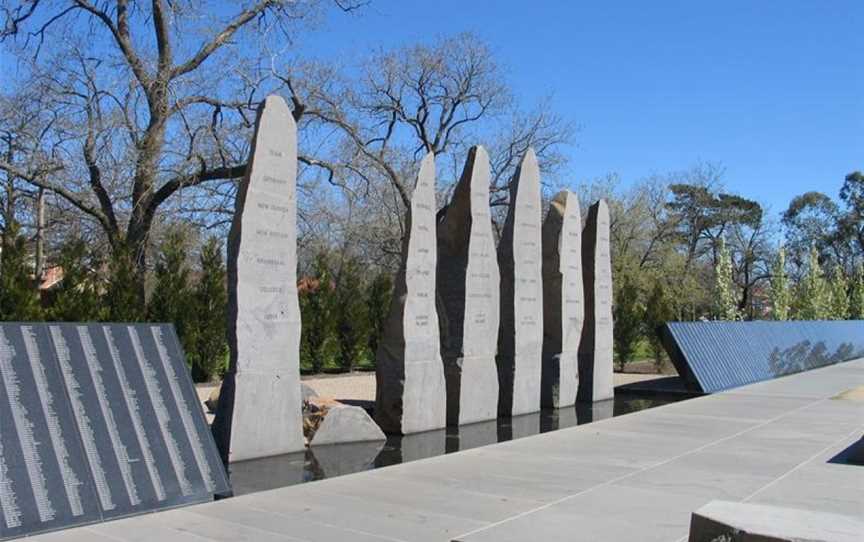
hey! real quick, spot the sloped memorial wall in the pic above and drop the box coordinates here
[662,320,864,393]
[497,149,544,417]
[0,323,230,541]
[212,95,305,462]
[541,190,583,408]
[375,152,447,434]
[437,146,501,426]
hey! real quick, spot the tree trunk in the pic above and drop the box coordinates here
[125,84,170,306]
[34,188,45,284]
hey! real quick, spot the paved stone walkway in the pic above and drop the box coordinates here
[36,359,864,542]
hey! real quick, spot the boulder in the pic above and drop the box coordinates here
[301,382,318,403]
[310,404,386,446]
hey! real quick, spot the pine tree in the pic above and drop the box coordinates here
[714,238,739,320]
[644,280,674,372]
[187,237,228,382]
[47,239,104,321]
[366,271,392,362]
[105,244,145,322]
[336,258,373,372]
[769,246,792,321]
[612,270,644,372]
[0,222,41,320]
[148,229,193,354]
[298,253,340,373]
[795,246,832,320]
[850,264,864,319]
[829,268,850,320]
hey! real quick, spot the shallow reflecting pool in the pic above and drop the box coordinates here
[227,393,681,496]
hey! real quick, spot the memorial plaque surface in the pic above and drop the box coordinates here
[662,320,864,393]
[496,148,544,417]
[0,323,229,541]
[211,95,305,462]
[437,146,500,426]
[375,152,447,434]
[541,190,583,409]
[577,199,614,402]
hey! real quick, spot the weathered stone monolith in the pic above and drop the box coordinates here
[212,95,304,462]
[496,149,543,417]
[374,153,447,434]
[577,199,614,402]
[437,146,500,426]
[541,190,583,409]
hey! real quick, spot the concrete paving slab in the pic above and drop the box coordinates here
[307,471,545,522]
[19,529,118,542]
[612,458,776,502]
[655,391,813,421]
[27,358,864,542]
[455,485,703,542]
[87,514,219,541]
[186,499,403,542]
[137,508,307,542]
[239,486,488,542]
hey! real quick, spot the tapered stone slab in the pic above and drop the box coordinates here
[497,149,544,417]
[577,199,614,402]
[541,190,583,408]
[212,95,304,462]
[437,146,500,426]
[375,153,447,434]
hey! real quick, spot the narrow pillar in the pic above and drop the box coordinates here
[212,95,304,462]
[577,199,614,403]
[375,153,447,434]
[541,190,583,409]
[497,149,543,417]
[437,146,500,426]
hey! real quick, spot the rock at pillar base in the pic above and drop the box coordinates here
[310,405,386,446]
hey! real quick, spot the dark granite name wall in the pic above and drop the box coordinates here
[662,320,864,393]
[0,323,230,541]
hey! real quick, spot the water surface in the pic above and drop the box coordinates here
[228,394,680,496]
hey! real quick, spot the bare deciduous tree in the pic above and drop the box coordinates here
[0,0,362,299]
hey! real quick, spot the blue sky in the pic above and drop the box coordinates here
[299,0,862,216]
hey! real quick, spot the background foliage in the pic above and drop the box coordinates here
[0,2,860,378]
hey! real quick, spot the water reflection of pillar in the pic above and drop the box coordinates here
[375,429,446,468]
[226,450,308,496]
[449,420,499,453]
[575,398,614,424]
[497,412,541,442]
[540,406,579,432]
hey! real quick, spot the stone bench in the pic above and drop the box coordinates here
[689,500,864,542]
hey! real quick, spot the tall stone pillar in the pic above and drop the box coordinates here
[577,199,614,403]
[375,153,447,434]
[497,149,543,417]
[437,146,500,426]
[212,95,304,462]
[541,190,583,409]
